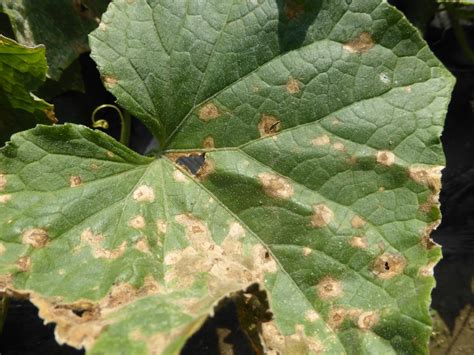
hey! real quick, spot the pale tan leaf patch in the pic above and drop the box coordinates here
[261,322,323,354]
[357,311,379,330]
[343,32,374,53]
[376,151,395,166]
[199,103,220,121]
[316,277,343,300]
[128,215,146,229]
[311,204,334,228]
[311,135,330,146]
[258,114,281,138]
[69,175,82,187]
[22,228,49,248]
[408,166,442,191]
[0,174,6,191]
[258,172,294,200]
[351,215,366,229]
[16,256,32,272]
[0,194,11,203]
[373,253,406,279]
[349,236,368,249]
[132,185,155,202]
[80,229,127,260]
[286,77,300,94]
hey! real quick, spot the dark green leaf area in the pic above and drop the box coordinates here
[0,35,55,145]
[0,0,110,79]
[90,0,445,152]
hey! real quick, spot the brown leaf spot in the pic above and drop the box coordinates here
[167,215,275,293]
[134,238,150,254]
[351,215,366,229]
[194,157,214,181]
[357,311,379,330]
[419,261,437,277]
[349,236,368,249]
[99,22,107,31]
[133,185,155,202]
[103,75,118,88]
[303,247,312,256]
[347,156,358,165]
[332,142,346,152]
[227,221,246,239]
[26,276,165,352]
[156,220,167,235]
[404,86,412,93]
[421,222,440,250]
[261,322,323,354]
[373,253,406,279]
[343,32,374,53]
[16,256,32,272]
[258,172,293,199]
[258,114,281,138]
[128,215,145,229]
[408,166,442,191]
[22,228,49,248]
[139,275,164,296]
[286,77,300,94]
[203,136,215,149]
[0,174,6,191]
[175,214,214,248]
[311,135,330,146]
[0,273,13,291]
[327,308,348,330]
[106,151,114,158]
[199,103,220,121]
[305,310,319,322]
[419,192,439,214]
[80,229,127,259]
[316,277,343,300]
[69,175,82,187]
[90,163,101,171]
[0,243,6,255]
[101,283,137,309]
[376,151,395,166]
[311,204,334,228]
[173,169,189,183]
[30,295,104,350]
[0,194,11,203]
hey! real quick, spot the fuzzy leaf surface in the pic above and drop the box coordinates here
[1,0,455,354]
[0,35,55,145]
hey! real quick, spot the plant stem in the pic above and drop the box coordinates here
[121,110,131,147]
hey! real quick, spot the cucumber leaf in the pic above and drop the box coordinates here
[0,35,56,145]
[0,0,454,353]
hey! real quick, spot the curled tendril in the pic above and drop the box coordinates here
[91,104,131,146]
[91,104,123,129]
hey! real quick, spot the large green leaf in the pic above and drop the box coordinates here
[0,0,454,354]
[0,0,110,80]
[0,35,56,145]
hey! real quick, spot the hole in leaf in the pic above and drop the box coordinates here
[182,284,271,355]
[176,153,206,175]
[71,308,87,317]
